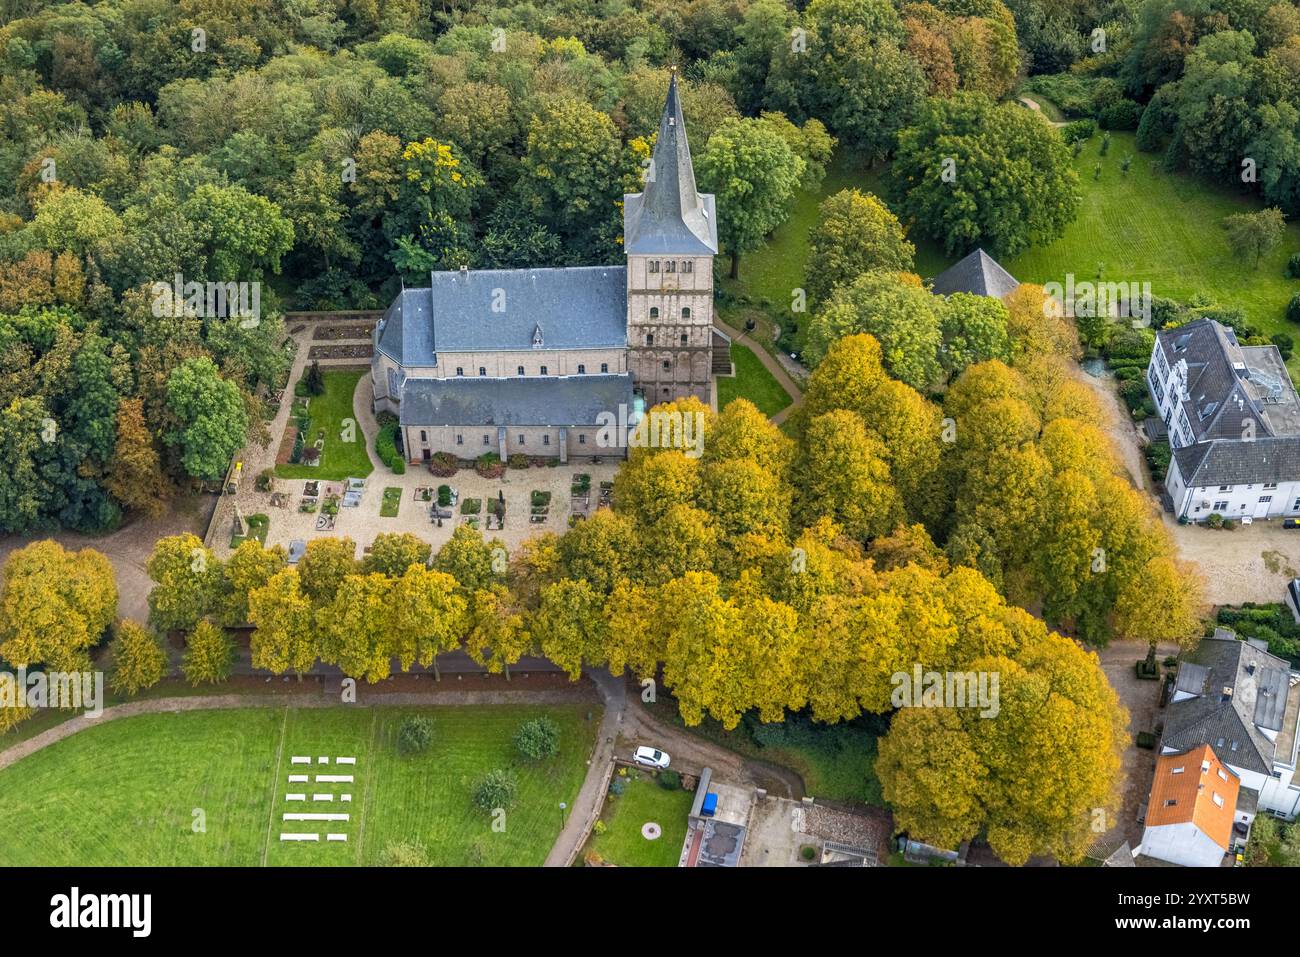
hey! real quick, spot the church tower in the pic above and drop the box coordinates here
[623,73,718,407]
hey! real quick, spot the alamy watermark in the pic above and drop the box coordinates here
[890,665,1000,718]
[595,404,705,458]
[0,667,104,718]
[151,273,261,327]
[1044,273,1151,327]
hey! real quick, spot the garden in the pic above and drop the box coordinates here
[276,369,374,481]
[582,767,692,867]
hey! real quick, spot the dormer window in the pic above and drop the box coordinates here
[532,323,544,348]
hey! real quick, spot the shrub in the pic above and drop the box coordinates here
[437,485,451,507]
[460,497,481,515]
[1288,252,1300,279]
[474,768,519,811]
[428,452,458,477]
[1144,441,1171,482]
[1206,512,1225,528]
[608,776,627,796]
[378,841,430,867]
[800,844,817,861]
[657,769,682,790]
[397,715,435,756]
[375,420,404,471]
[392,457,405,475]
[255,468,274,492]
[1272,333,1294,360]
[475,452,504,478]
[301,446,320,464]
[1136,731,1156,749]
[1097,99,1142,130]
[514,716,561,761]
[1135,659,1159,680]
[1061,118,1096,145]
[507,453,529,470]
[303,360,325,396]
[1287,293,1300,325]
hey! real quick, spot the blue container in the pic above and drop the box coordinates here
[700,792,718,817]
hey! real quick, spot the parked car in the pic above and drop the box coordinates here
[1284,518,1300,529]
[633,746,670,769]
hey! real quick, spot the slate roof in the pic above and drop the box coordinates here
[1162,633,1296,775]
[397,374,633,428]
[623,74,718,256]
[1156,318,1300,443]
[375,267,628,366]
[929,249,1020,298]
[1172,435,1300,488]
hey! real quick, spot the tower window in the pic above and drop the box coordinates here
[649,307,659,319]
[663,360,671,371]
[665,261,677,273]
[577,364,585,374]
[681,333,688,346]
[681,307,691,319]
[649,260,660,273]
[682,261,693,274]
[517,365,525,376]
[646,333,654,346]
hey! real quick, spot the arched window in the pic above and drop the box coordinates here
[681,307,691,319]
[649,307,659,319]
[517,365,525,376]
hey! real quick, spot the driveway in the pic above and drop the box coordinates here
[1166,518,1300,606]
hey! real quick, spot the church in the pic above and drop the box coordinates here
[371,75,730,464]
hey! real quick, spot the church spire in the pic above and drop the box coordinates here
[622,71,718,256]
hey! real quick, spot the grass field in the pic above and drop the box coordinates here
[717,343,792,417]
[379,487,402,517]
[1007,132,1300,356]
[0,704,599,866]
[583,770,692,867]
[276,370,374,481]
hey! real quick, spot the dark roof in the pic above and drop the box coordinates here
[623,74,718,256]
[1162,633,1294,774]
[376,267,628,365]
[397,374,633,428]
[1156,318,1300,443]
[1173,435,1300,488]
[930,249,1020,298]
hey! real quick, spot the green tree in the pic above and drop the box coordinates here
[806,189,915,303]
[248,568,317,679]
[164,356,249,481]
[146,533,222,633]
[940,292,1012,376]
[696,117,805,279]
[1222,208,1287,269]
[891,93,1080,258]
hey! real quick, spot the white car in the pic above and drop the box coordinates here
[633,746,670,769]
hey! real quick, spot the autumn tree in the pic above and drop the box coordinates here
[220,539,286,627]
[248,568,317,678]
[389,564,467,677]
[104,397,169,516]
[146,533,223,633]
[296,537,358,604]
[182,619,235,686]
[317,573,395,684]
[0,540,117,670]
[108,620,167,696]
[797,410,903,540]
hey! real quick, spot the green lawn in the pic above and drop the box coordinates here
[1006,132,1300,371]
[276,370,374,481]
[717,343,793,417]
[0,703,599,866]
[379,487,402,518]
[583,771,692,867]
[230,512,269,548]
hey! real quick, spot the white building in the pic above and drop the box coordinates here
[1160,630,1300,822]
[1139,744,1239,867]
[1147,318,1300,522]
